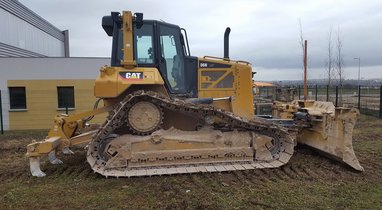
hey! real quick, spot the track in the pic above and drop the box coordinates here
[86,91,295,177]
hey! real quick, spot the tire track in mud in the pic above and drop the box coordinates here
[188,174,206,188]
[0,146,371,183]
[0,166,28,181]
[60,167,76,179]
[290,165,316,179]
[280,165,299,180]
[302,167,321,179]
[240,170,261,185]
[0,163,355,183]
[251,166,305,182]
[251,169,270,184]
[273,168,293,181]
[231,170,250,184]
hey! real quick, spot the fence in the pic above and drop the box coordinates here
[295,85,382,118]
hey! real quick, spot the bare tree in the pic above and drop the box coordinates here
[325,26,335,87]
[298,19,311,100]
[335,26,345,105]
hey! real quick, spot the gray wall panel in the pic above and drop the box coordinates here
[0,0,64,41]
[0,8,65,56]
[0,42,46,57]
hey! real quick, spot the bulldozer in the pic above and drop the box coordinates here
[26,11,363,177]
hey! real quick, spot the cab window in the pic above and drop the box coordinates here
[134,24,154,64]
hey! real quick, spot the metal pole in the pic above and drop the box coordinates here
[358,58,361,86]
[335,86,339,107]
[379,85,382,119]
[0,90,3,134]
[326,85,329,102]
[354,57,361,86]
[315,84,318,101]
[358,85,361,110]
[303,40,308,101]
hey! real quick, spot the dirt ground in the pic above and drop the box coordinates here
[0,115,381,209]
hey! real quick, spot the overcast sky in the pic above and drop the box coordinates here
[20,0,382,81]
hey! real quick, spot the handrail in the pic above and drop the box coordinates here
[203,56,251,66]
[203,55,229,61]
[235,60,251,65]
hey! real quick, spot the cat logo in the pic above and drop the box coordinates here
[119,72,144,80]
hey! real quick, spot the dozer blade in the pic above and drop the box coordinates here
[292,101,363,171]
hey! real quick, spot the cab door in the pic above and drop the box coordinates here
[158,24,187,94]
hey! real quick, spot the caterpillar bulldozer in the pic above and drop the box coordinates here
[26,11,363,177]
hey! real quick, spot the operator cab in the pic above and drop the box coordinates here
[102,12,198,97]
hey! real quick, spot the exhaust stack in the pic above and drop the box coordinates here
[224,27,231,59]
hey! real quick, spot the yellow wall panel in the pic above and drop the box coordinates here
[8,80,107,130]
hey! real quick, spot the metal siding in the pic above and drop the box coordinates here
[0,57,110,80]
[0,0,64,41]
[0,8,65,56]
[0,42,46,57]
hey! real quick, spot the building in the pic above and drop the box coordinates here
[1,57,110,130]
[0,0,69,57]
[0,1,110,131]
[253,81,278,98]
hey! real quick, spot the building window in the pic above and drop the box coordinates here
[9,87,27,109]
[57,86,75,109]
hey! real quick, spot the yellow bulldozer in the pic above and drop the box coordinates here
[26,11,363,177]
